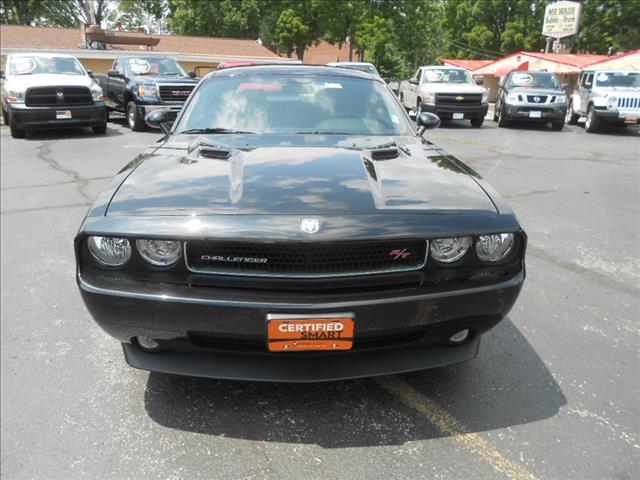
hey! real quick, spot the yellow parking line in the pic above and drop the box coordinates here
[377,376,539,480]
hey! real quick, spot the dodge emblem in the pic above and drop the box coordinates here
[301,218,320,234]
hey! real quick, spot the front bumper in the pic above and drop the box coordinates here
[503,103,566,122]
[138,104,184,128]
[8,103,105,129]
[593,108,640,123]
[421,103,488,120]
[78,268,524,381]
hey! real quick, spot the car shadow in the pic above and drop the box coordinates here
[143,318,566,448]
[23,125,123,140]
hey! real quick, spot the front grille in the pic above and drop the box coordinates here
[435,93,482,107]
[526,95,548,104]
[158,84,195,102]
[185,239,428,277]
[25,86,93,107]
[617,97,640,110]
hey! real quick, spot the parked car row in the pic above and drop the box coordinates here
[397,65,639,133]
[2,53,639,138]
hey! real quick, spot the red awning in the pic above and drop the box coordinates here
[494,61,529,77]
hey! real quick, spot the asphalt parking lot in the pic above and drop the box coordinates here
[1,117,638,480]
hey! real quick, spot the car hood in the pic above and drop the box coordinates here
[130,74,198,84]
[419,83,485,94]
[508,86,563,96]
[106,135,496,216]
[4,73,95,91]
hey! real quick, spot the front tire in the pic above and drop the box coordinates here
[585,106,600,133]
[93,123,107,134]
[470,117,484,128]
[566,102,579,125]
[127,101,145,131]
[497,105,509,128]
[551,120,564,131]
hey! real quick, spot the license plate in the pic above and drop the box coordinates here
[56,110,72,120]
[529,111,542,118]
[452,112,464,120]
[267,313,354,352]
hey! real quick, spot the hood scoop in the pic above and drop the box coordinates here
[370,147,399,160]
[188,138,233,160]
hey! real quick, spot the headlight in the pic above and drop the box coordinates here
[136,239,182,266]
[505,92,519,104]
[555,95,567,104]
[87,236,132,266]
[476,233,514,262]
[421,91,435,104]
[138,84,157,98]
[430,237,472,263]
[90,86,104,102]
[481,92,488,103]
[607,96,617,109]
[5,90,25,103]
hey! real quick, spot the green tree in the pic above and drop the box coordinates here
[568,0,640,54]
[441,0,548,59]
[105,0,166,32]
[167,0,261,38]
[0,0,46,24]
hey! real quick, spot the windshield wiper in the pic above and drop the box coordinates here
[177,127,256,135]
[294,131,351,135]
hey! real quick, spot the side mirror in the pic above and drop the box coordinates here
[383,77,390,84]
[409,77,418,85]
[188,71,197,78]
[107,70,121,78]
[416,112,440,136]
[475,77,484,85]
[145,109,177,136]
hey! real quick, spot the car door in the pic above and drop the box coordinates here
[109,59,127,111]
[496,73,510,114]
[579,72,593,114]
[407,68,421,107]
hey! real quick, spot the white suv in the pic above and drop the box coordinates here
[567,70,640,133]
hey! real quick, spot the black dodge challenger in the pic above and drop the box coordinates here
[75,65,526,382]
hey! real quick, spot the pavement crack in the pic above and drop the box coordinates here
[528,245,640,296]
[504,188,558,199]
[36,140,92,203]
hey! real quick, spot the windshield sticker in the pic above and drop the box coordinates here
[323,82,343,89]
[390,114,399,124]
[424,71,444,82]
[597,73,609,82]
[12,58,36,74]
[511,73,533,86]
[128,59,150,74]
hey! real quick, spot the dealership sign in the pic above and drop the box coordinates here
[542,1,582,38]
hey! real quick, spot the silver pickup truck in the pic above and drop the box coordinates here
[567,70,640,133]
[398,66,488,127]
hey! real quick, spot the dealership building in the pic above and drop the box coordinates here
[0,24,300,76]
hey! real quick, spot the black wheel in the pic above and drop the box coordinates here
[470,117,484,128]
[93,123,107,134]
[416,100,423,117]
[497,105,509,128]
[105,108,110,123]
[585,105,600,133]
[493,104,499,122]
[566,102,579,125]
[9,112,25,138]
[551,120,564,131]
[126,101,145,131]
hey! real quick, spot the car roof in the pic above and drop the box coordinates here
[208,64,379,80]
[8,52,77,59]
[327,62,374,67]
[421,66,466,71]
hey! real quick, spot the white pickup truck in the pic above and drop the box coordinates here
[1,53,106,138]
[398,66,488,127]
